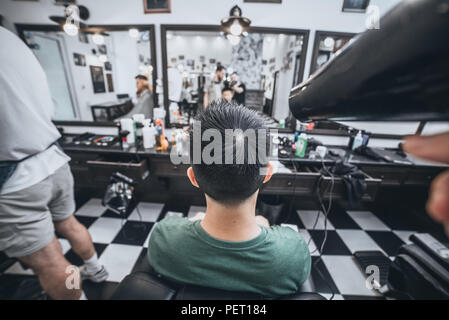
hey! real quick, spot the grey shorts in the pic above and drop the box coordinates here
[0,163,75,257]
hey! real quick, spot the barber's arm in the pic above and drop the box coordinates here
[203,92,209,109]
[403,132,449,236]
[232,84,244,94]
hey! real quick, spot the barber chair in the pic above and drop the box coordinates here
[111,259,325,300]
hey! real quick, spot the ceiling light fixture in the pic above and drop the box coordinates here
[129,28,139,38]
[50,4,90,36]
[324,37,335,48]
[63,22,78,36]
[221,5,251,43]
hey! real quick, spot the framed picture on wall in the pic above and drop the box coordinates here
[106,74,114,92]
[73,53,86,66]
[342,0,370,13]
[98,45,107,55]
[104,61,112,71]
[78,32,89,44]
[143,0,171,14]
[89,66,106,94]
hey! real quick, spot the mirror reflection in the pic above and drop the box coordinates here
[165,30,307,129]
[21,28,155,122]
[310,31,356,74]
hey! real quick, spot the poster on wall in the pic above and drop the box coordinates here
[78,32,89,44]
[104,61,112,71]
[143,0,171,14]
[89,66,106,94]
[106,74,114,92]
[186,59,195,69]
[98,45,107,55]
[73,53,86,66]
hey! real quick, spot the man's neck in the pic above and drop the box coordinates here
[200,194,261,242]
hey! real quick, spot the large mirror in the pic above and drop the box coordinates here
[309,30,356,75]
[161,25,309,132]
[16,24,157,123]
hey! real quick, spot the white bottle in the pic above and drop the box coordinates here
[142,121,156,149]
[352,130,364,150]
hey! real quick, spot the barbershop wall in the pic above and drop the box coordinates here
[0,0,402,82]
[5,0,433,136]
[167,35,233,68]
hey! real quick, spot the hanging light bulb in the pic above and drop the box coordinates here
[324,37,335,48]
[230,20,243,36]
[227,34,241,46]
[221,5,251,39]
[63,22,79,36]
[99,54,108,63]
[92,34,105,45]
[129,28,139,38]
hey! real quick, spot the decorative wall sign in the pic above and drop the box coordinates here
[143,0,171,14]
[90,65,106,93]
[73,53,86,66]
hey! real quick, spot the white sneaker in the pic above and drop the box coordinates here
[80,265,109,283]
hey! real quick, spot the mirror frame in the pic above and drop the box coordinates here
[309,30,357,75]
[15,23,158,126]
[160,24,310,133]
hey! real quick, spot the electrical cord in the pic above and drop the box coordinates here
[120,200,148,242]
[306,153,336,300]
[281,158,298,224]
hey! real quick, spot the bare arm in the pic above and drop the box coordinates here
[404,132,449,236]
[203,92,209,109]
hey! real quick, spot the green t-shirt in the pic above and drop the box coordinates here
[147,216,311,298]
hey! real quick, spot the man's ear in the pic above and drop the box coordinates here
[187,167,200,188]
[262,161,273,184]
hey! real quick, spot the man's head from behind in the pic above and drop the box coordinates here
[188,100,273,207]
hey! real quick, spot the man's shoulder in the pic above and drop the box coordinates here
[156,215,191,229]
[266,225,310,259]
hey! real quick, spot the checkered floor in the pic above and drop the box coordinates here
[2,198,429,300]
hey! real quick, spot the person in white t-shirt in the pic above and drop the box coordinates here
[0,27,108,300]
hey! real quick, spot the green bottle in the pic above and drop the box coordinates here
[295,133,308,158]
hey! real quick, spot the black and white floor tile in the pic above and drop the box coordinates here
[2,199,427,300]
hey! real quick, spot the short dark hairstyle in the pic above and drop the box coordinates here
[190,100,269,205]
[135,74,148,81]
[216,65,226,73]
[222,87,233,94]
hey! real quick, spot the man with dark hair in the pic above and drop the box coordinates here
[148,100,311,298]
[203,65,226,108]
[221,86,234,103]
[129,74,154,119]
